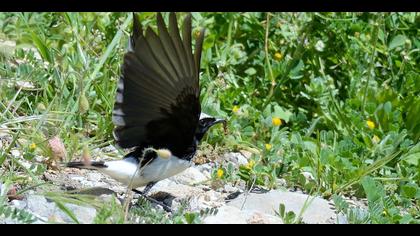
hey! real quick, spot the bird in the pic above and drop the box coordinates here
[66,12,226,203]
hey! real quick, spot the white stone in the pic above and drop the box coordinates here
[70,176,86,182]
[223,183,240,193]
[11,149,21,157]
[239,150,253,159]
[302,171,315,181]
[169,166,209,185]
[16,81,35,89]
[203,205,283,224]
[25,194,96,224]
[203,205,248,224]
[227,190,337,224]
[87,172,103,182]
[224,152,248,167]
[194,163,213,178]
[11,200,27,209]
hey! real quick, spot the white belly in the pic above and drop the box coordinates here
[99,155,192,189]
[141,156,192,183]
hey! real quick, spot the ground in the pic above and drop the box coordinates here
[1,145,366,224]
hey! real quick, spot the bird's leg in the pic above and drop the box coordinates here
[142,182,156,195]
[132,182,172,213]
[132,181,156,195]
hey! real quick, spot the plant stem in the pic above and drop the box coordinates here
[263,13,275,108]
[361,15,380,114]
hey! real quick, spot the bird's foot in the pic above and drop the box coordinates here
[132,189,173,213]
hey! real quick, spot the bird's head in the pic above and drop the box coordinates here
[195,113,226,142]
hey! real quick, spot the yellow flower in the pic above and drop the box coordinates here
[265,143,272,151]
[217,168,224,178]
[29,143,37,150]
[232,105,240,113]
[246,160,255,169]
[366,120,375,130]
[272,117,282,126]
[274,52,283,61]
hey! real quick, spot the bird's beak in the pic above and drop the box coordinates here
[212,118,226,126]
[211,118,227,133]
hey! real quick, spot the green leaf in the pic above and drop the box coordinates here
[399,214,414,224]
[401,184,417,199]
[405,97,420,141]
[273,105,292,122]
[0,154,5,166]
[278,203,286,217]
[403,152,420,166]
[23,152,35,161]
[388,35,407,51]
[361,176,383,203]
[383,101,392,114]
[52,200,80,224]
[289,60,304,79]
[244,67,257,76]
[30,32,53,63]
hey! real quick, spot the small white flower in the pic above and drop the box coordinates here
[315,40,325,52]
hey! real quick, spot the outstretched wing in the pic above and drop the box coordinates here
[112,12,205,157]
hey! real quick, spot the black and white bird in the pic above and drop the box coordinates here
[67,13,225,197]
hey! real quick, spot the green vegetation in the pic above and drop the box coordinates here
[0,12,419,224]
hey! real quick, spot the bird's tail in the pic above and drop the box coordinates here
[66,161,108,169]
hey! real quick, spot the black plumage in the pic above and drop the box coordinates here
[66,13,225,200]
[112,12,205,160]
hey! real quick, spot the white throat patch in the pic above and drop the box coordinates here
[199,112,213,119]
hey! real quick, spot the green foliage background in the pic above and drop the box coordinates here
[0,12,419,223]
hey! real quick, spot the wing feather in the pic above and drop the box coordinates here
[112,12,204,157]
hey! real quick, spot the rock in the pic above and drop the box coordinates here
[0,217,20,224]
[0,40,16,58]
[101,145,118,153]
[15,81,35,90]
[45,168,127,195]
[203,205,282,224]
[0,125,11,140]
[70,176,86,182]
[11,199,27,209]
[227,190,337,224]
[169,166,209,185]
[302,171,315,181]
[336,213,348,224]
[224,152,248,167]
[194,163,213,178]
[64,203,97,224]
[203,206,247,224]
[87,172,103,182]
[223,183,240,194]
[243,211,283,224]
[75,187,117,196]
[239,150,253,159]
[25,194,96,224]
[276,178,287,187]
[11,149,21,158]
[149,179,225,211]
